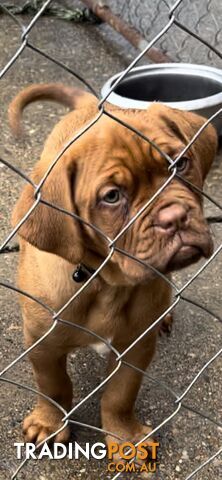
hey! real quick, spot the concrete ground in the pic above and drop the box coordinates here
[0,2,222,480]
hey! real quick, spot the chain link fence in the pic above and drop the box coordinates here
[0,1,222,479]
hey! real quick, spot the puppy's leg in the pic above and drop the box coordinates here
[101,331,157,447]
[159,312,173,336]
[23,328,72,444]
[159,279,173,336]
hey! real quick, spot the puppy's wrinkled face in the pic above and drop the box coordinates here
[13,104,217,284]
[74,105,217,283]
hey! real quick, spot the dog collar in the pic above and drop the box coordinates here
[72,263,96,283]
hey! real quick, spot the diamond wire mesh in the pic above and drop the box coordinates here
[0,0,221,479]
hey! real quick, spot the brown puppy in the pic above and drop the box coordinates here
[10,84,217,448]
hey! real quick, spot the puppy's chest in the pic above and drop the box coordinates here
[84,284,130,335]
[83,286,129,354]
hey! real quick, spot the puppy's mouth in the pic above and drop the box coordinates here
[167,244,203,271]
[121,229,213,283]
[117,218,214,284]
[158,228,213,274]
[153,228,214,275]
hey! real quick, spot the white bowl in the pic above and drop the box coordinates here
[101,64,222,133]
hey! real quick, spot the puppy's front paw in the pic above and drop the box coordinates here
[106,422,157,477]
[23,406,70,444]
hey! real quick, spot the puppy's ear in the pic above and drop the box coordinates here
[12,155,84,264]
[167,107,218,179]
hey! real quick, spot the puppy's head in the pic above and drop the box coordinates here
[12,104,217,284]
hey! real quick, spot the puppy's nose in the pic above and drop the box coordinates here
[156,204,188,233]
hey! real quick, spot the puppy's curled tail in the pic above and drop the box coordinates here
[8,83,96,137]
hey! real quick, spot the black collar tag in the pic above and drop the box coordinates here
[72,264,95,283]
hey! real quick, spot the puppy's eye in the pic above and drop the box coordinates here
[102,188,121,204]
[176,156,189,173]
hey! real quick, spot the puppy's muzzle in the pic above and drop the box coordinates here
[155,203,188,235]
[153,202,213,271]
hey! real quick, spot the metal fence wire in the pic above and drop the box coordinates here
[0,0,222,479]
